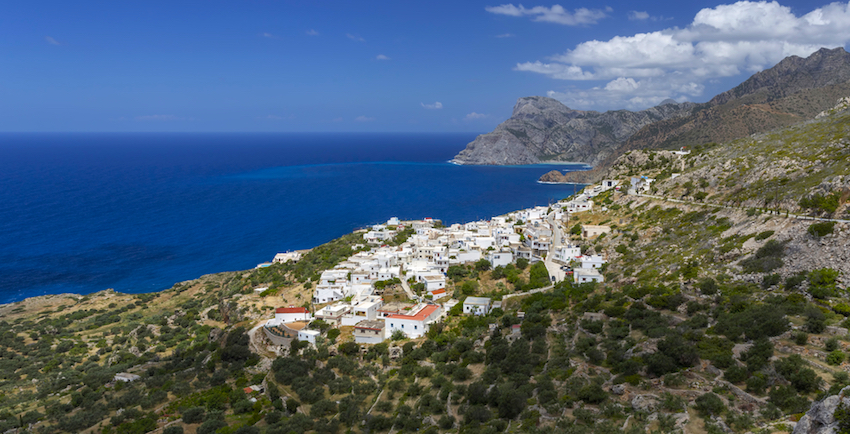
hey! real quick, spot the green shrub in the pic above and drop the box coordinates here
[755,230,775,241]
[694,392,725,416]
[827,350,845,365]
[740,239,786,273]
[808,221,836,237]
[799,192,840,214]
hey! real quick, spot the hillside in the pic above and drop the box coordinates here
[1,104,850,434]
[455,48,850,184]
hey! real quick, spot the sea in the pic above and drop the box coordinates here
[0,133,586,304]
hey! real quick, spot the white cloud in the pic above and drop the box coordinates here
[346,33,365,42]
[629,11,650,20]
[495,33,515,38]
[485,4,610,26]
[262,32,274,38]
[306,29,319,36]
[421,102,443,109]
[516,1,850,109]
[44,36,61,45]
[135,115,184,121]
[465,112,489,120]
[355,115,375,122]
[376,54,390,60]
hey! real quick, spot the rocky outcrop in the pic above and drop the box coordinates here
[451,97,695,166]
[793,385,850,434]
[538,170,573,183]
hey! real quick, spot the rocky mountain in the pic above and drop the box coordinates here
[450,96,696,166]
[453,47,850,175]
[622,47,850,154]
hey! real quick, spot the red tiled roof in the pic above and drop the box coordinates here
[431,289,446,295]
[244,387,254,394]
[385,304,439,321]
[276,307,309,314]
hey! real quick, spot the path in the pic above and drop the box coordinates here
[501,284,554,300]
[399,279,417,301]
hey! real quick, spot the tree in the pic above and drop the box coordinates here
[182,407,205,424]
[474,259,491,271]
[516,258,529,270]
[694,393,725,417]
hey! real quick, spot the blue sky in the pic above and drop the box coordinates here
[2,1,848,132]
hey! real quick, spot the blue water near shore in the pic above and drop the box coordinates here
[0,133,586,304]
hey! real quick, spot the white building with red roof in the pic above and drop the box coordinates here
[274,307,312,323]
[385,304,441,339]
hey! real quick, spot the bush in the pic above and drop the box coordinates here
[699,278,718,295]
[694,393,725,417]
[827,350,845,366]
[740,240,786,273]
[755,230,775,241]
[826,337,840,352]
[799,192,840,214]
[182,407,205,424]
[762,273,781,289]
[794,331,808,346]
[808,221,836,237]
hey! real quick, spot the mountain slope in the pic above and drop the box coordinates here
[455,47,850,173]
[623,47,850,153]
[450,96,696,166]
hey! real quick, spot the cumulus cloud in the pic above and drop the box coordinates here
[44,36,61,45]
[485,4,610,26]
[346,33,365,42]
[306,29,319,36]
[465,112,489,120]
[515,1,850,109]
[355,115,375,122]
[421,102,443,109]
[376,54,390,60]
[628,11,650,20]
[495,33,515,38]
[135,115,184,121]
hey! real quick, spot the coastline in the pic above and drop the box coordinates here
[448,158,592,168]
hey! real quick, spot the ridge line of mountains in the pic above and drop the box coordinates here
[451,47,850,182]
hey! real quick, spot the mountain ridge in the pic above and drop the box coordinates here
[452,47,850,176]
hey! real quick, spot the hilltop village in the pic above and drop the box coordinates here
[260,182,620,349]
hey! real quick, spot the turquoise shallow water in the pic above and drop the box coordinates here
[0,132,585,303]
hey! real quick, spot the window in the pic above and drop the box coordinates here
[414,326,418,329]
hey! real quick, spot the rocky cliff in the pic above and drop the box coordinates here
[450,96,695,166]
[455,47,850,174]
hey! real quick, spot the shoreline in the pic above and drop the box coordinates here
[448,159,592,168]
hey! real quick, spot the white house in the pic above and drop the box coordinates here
[354,320,386,344]
[422,275,446,295]
[463,297,492,316]
[601,180,619,189]
[579,254,606,269]
[574,268,604,284]
[274,307,312,323]
[273,251,302,264]
[487,251,513,268]
[553,245,581,264]
[387,217,400,226]
[385,304,441,339]
[297,329,320,346]
[581,225,611,239]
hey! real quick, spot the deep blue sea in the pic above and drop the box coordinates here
[0,133,585,304]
